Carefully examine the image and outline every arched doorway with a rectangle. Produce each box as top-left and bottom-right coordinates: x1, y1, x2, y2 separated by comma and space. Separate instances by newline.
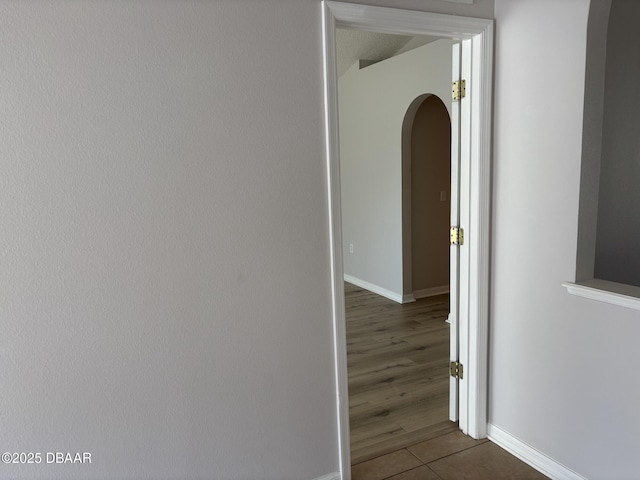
402, 94, 451, 299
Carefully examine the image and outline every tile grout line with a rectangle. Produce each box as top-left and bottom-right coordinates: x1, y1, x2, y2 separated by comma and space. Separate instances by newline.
424, 463, 446, 480
405, 447, 424, 465
393, 449, 425, 478
395, 435, 492, 470
354, 448, 429, 480
380, 461, 446, 480
372, 449, 426, 480
421, 441, 490, 467
389, 447, 450, 480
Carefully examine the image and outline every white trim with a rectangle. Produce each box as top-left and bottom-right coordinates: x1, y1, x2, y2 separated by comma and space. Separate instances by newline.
465, 17, 493, 440
488, 424, 587, 480
322, 4, 351, 477
456, 37, 471, 432
344, 274, 405, 304
323, 3, 493, 477
312, 473, 341, 480
563, 280, 640, 311
413, 285, 450, 299
326, 1, 489, 37
449, 40, 461, 423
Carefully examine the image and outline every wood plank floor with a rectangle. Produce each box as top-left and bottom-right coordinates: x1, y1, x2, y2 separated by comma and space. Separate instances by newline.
345, 282, 457, 465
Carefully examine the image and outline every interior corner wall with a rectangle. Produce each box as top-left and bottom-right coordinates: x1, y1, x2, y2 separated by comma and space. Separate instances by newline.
338, 39, 452, 300
492, 1, 640, 478
594, 0, 640, 287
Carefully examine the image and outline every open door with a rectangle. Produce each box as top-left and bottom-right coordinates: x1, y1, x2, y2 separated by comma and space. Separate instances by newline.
449, 39, 472, 432
321, 3, 493, 473
449, 41, 461, 424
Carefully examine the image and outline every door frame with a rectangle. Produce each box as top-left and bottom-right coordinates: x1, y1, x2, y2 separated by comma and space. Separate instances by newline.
321, 1, 493, 476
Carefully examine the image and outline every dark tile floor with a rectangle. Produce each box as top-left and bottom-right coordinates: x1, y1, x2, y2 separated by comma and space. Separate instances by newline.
351, 430, 549, 480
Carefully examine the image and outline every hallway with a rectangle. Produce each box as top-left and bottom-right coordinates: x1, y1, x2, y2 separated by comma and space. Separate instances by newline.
346, 282, 453, 464
346, 282, 548, 479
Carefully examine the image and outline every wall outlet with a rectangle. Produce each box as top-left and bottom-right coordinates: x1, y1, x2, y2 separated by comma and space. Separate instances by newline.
440, 191, 447, 202
349, 243, 354, 254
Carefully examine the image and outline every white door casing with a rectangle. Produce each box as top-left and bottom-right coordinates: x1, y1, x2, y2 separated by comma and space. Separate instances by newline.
455, 37, 474, 431
321, 2, 493, 478
449, 41, 461, 423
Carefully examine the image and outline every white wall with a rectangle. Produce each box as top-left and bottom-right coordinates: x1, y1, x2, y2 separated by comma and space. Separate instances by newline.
339, 40, 452, 300
492, 1, 640, 478
0, 2, 336, 479
594, 0, 640, 287
0, 1, 493, 479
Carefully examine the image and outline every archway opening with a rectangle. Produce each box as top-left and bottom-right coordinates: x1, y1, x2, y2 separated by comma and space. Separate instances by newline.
402, 94, 451, 299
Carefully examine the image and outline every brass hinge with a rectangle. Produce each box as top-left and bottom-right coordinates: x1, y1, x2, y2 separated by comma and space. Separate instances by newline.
450, 361, 464, 379
452, 80, 466, 100
450, 226, 464, 246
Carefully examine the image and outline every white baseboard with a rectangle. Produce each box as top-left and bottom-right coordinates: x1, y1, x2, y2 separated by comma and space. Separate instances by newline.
413, 285, 450, 299
487, 424, 587, 480
312, 473, 341, 480
402, 293, 416, 303
344, 274, 405, 304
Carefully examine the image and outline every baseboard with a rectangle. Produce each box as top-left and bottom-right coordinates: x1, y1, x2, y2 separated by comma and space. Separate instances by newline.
413, 285, 450, 299
487, 424, 587, 480
312, 472, 341, 480
402, 293, 416, 303
344, 274, 405, 303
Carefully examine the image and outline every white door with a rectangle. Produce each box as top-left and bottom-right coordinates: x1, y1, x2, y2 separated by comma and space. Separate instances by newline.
449, 39, 472, 432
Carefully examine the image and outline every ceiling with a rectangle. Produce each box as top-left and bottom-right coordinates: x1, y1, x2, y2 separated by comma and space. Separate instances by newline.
335, 29, 439, 77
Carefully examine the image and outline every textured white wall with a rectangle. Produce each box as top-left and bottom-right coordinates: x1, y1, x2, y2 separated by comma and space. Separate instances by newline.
0, 2, 336, 479
339, 40, 452, 299
492, 1, 640, 478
